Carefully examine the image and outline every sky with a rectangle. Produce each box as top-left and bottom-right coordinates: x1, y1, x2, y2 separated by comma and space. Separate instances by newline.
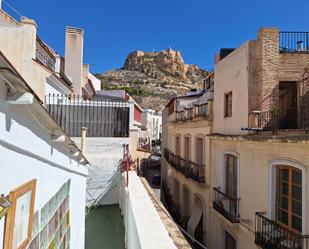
3, 0, 309, 73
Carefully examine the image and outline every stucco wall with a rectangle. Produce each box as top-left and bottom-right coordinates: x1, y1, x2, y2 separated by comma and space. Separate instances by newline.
0, 14, 52, 101
209, 136, 309, 249
0, 84, 87, 249
213, 42, 251, 135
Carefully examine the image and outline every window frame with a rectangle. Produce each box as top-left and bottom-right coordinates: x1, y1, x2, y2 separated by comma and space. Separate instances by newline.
224, 91, 233, 118
222, 152, 239, 198
268, 159, 307, 234
275, 166, 302, 233
4, 179, 36, 249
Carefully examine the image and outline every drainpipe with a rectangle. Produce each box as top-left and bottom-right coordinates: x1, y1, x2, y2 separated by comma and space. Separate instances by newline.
81, 127, 87, 154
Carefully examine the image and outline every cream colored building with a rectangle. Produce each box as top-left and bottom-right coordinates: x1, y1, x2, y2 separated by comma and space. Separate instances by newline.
209, 28, 309, 249
161, 73, 214, 248
162, 28, 309, 249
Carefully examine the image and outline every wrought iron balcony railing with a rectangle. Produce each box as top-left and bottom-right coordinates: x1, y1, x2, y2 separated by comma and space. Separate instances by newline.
163, 149, 205, 184
213, 187, 240, 223
280, 32, 309, 53
255, 212, 309, 249
246, 108, 309, 133
175, 103, 208, 122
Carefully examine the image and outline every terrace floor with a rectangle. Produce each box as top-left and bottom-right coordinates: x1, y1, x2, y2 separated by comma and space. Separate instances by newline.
85, 205, 125, 249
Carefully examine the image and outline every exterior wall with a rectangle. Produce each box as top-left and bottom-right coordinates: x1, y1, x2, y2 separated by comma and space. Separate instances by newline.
64, 27, 84, 95
134, 105, 142, 124
0, 14, 52, 101
162, 118, 212, 246
88, 73, 101, 91
256, 28, 280, 111
0, 84, 87, 249
209, 137, 309, 249
213, 42, 252, 135
119, 172, 177, 249
72, 137, 130, 206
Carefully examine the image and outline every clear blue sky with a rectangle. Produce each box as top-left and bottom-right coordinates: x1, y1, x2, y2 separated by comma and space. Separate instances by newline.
3, 0, 309, 73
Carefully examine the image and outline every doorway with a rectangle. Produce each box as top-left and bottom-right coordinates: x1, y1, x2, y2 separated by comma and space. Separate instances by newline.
279, 82, 297, 129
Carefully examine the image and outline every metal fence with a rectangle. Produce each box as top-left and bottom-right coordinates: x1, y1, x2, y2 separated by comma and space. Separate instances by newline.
45, 94, 129, 137
280, 32, 309, 53
212, 187, 239, 223
255, 212, 309, 249
248, 108, 309, 133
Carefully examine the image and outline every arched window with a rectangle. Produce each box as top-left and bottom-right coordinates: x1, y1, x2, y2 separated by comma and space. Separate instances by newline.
195, 137, 204, 164
175, 136, 181, 156
276, 166, 302, 232
225, 231, 237, 249
184, 136, 190, 160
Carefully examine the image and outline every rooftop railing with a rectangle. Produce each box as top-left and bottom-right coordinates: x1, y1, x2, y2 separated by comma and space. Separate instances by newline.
163, 148, 205, 184
280, 32, 309, 53
36, 37, 56, 71
45, 94, 130, 137
255, 212, 309, 249
212, 187, 240, 223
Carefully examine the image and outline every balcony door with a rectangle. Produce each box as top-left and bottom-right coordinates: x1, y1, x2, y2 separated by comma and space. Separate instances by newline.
196, 138, 204, 165
279, 82, 297, 129
225, 154, 238, 198
175, 136, 180, 156
225, 231, 237, 249
276, 166, 302, 233
184, 137, 190, 160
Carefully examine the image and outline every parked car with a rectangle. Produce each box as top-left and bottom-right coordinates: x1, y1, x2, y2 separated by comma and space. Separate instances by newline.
151, 174, 161, 185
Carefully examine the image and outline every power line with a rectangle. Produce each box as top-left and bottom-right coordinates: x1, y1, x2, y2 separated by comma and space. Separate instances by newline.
2, 0, 23, 17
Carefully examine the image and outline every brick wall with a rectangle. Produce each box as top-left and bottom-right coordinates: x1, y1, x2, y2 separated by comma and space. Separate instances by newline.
257, 28, 280, 111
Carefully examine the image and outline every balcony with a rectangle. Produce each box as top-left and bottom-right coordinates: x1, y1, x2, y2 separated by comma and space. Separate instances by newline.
212, 187, 239, 223
255, 212, 309, 249
163, 149, 205, 184
35, 37, 56, 71
247, 108, 309, 134
175, 103, 208, 122
280, 32, 309, 53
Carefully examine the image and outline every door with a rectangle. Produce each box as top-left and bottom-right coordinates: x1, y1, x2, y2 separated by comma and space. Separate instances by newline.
279, 82, 297, 129
225, 231, 237, 249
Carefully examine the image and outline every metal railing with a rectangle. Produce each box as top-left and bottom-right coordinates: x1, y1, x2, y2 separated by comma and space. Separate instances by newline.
213, 187, 239, 223
255, 212, 309, 249
247, 108, 309, 133
175, 103, 208, 122
36, 37, 56, 71
280, 32, 309, 53
164, 149, 205, 184
45, 94, 130, 137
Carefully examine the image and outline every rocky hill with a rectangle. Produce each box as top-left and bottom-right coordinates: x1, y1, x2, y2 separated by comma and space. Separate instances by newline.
95, 49, 208, 110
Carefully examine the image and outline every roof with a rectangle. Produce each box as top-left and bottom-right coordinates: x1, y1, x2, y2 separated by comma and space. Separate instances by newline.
0, 50, 89, 166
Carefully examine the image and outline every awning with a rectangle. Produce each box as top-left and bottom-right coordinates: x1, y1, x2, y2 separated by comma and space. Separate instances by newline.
187, 201, 203, 237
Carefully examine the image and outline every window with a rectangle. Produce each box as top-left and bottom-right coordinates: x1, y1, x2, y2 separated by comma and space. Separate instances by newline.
195, 138, 204, 165
225, 231, 237, 249
184, 136, 190, 160
276, 166, 302, 232
225, 154, 237, 197
224, 91, 232, 117
175, 180, 180, 204
175, 136, 180, 156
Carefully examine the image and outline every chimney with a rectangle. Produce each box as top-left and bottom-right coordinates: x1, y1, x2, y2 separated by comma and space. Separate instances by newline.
64, 26, 84, 95
0, 0, 2, 9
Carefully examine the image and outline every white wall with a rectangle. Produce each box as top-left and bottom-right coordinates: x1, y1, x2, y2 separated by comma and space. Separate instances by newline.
72, 137, 130, 207
0, 84, 87, 249
119, 171, 177, 249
